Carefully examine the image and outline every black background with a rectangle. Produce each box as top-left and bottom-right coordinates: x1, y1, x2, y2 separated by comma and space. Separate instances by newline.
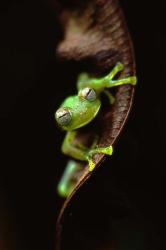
0, 0, 166, 250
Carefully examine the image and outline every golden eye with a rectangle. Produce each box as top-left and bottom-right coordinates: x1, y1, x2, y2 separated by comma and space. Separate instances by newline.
55, 108, 72, 126
79, 87, 96, 102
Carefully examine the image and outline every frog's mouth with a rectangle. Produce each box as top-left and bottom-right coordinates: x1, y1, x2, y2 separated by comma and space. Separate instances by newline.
70, 107, 100, 130
62, 101, 101, 131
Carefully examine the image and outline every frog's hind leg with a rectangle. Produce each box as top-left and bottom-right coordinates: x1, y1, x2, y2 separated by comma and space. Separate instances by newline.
105, 62, 124, 80
105, 62, 137, 88
103, 90, 115, 104
106, 76, 137, 88
77, 62, 137, 92
57, 160, 84, 198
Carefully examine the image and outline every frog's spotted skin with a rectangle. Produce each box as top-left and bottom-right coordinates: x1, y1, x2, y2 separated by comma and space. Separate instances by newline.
55, 62, 137, 197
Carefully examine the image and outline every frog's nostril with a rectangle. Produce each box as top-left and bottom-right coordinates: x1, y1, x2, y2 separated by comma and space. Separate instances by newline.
55, 107, 72, 126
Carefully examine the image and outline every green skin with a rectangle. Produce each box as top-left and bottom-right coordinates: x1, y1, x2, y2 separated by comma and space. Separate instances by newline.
55, 62, 137, 197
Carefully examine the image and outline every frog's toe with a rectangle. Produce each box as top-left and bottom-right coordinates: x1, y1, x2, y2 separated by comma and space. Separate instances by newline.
116, 62, 124, 71
105, 145, 113, 155
88, 158, 96, 172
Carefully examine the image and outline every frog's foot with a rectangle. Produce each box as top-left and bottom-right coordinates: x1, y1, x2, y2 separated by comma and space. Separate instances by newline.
87, 145, 113, 172
105, 62, 124, 81
105, 62, 137, 88
106, 76, 137, 88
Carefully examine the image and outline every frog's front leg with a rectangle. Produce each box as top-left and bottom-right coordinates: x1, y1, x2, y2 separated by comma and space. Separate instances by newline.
57, 159, 83, 197
61, 131, 88, 161
62, 131, 113, 172
87, 145, 113, 171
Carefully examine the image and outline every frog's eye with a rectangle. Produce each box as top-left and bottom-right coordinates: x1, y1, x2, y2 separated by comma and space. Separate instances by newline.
55, 107, 72, 126
79, 87, 96, 102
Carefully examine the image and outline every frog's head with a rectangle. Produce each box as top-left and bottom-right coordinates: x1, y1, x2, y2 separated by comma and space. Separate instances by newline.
55, 87, 101, 131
